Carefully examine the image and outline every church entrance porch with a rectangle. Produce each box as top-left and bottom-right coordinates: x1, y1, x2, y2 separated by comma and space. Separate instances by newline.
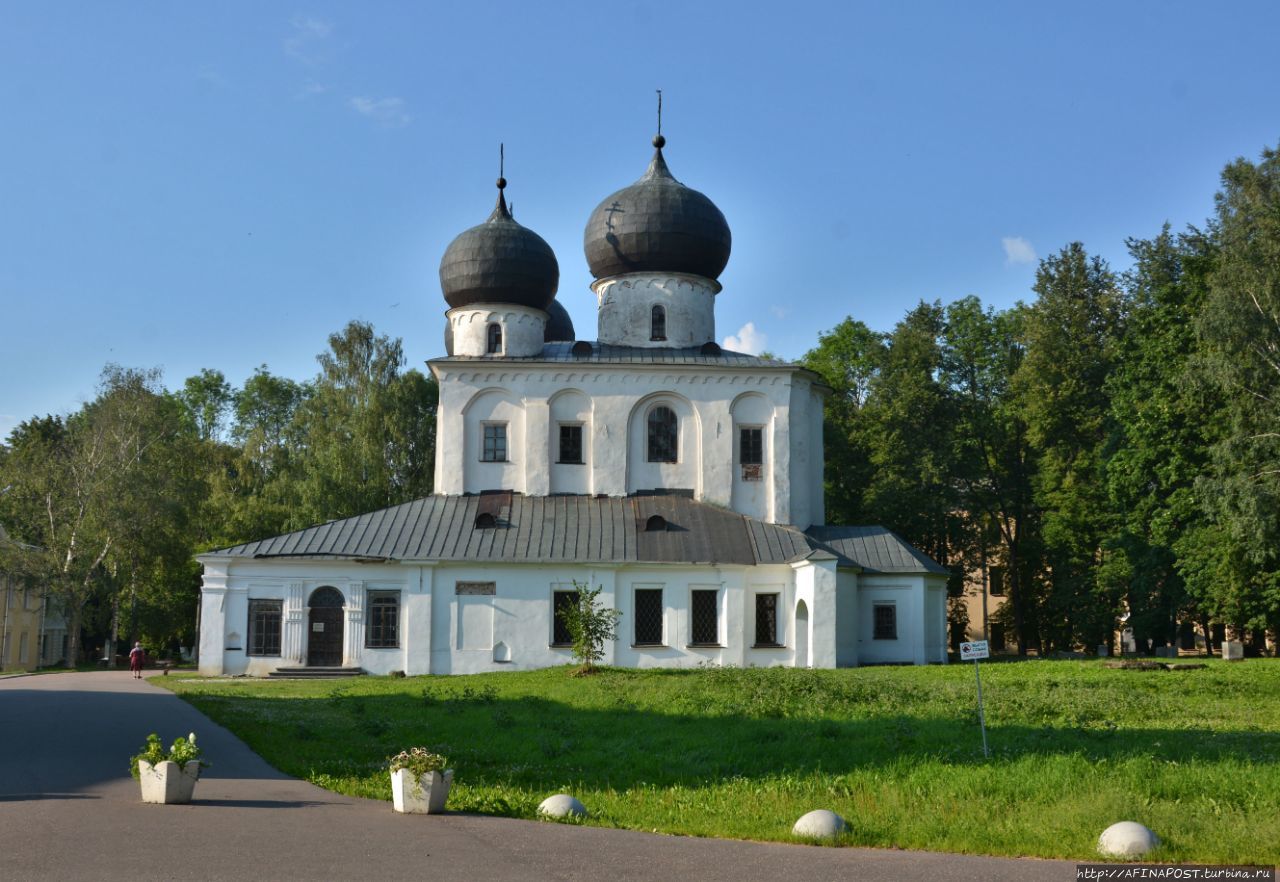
307, 587, 345, 667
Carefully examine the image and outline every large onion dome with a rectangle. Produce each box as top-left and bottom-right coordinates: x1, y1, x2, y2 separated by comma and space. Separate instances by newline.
583, 134, 731, 281
439, 180, 559, 311
543, 299, 576, 342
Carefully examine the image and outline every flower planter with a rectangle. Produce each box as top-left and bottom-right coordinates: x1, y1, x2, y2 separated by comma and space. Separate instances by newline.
138, 759, 201, 805
390, 768, 453, 814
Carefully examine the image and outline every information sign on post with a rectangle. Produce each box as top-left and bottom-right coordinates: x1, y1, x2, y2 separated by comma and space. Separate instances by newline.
960, 641, 991, 757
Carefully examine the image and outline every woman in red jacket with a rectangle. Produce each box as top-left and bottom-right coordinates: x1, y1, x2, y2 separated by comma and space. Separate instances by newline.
128, 642, 145, 679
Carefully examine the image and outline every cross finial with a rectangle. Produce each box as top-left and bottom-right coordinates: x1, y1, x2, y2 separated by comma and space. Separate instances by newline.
653, 90, 665, 149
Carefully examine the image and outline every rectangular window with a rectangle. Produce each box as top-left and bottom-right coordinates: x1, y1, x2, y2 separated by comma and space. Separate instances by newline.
690, 589, 719, 645
873, 603, 897, 640
754, 593, 780, 646
633, 588, 664, 646
552, 589, 576, 646
18, 632, 29, 664
365, 591, 400, 649
988, 566, 1005, 597
740, 427, 764, 481
248, 600, 283, 657
990, 624, 1005, 651
482, 424, 507, 462
558, 424, 583, 464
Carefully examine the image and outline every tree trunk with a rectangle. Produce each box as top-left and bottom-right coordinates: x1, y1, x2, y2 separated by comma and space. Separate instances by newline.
66, 603, 84, 669
107, 593, 120, 668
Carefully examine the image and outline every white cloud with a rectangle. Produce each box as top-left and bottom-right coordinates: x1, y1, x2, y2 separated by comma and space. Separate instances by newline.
769, 305, 791, 320
723, 322, 767, 355
297, 81, 329, 99
284, 16, 333, 64
349, 96, 412, 128
1002, 236, 1037, 266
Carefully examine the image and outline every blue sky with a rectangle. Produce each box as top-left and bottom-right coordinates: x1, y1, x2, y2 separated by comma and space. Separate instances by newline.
3, 1, 1278, 439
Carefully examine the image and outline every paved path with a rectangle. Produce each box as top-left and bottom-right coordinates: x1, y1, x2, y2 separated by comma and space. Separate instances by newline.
0, 671, 1078, 881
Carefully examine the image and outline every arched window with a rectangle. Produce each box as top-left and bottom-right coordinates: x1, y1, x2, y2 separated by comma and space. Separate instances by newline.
647, 406, 677, 463
650, 305, 666, 341
486, 323, 502, 354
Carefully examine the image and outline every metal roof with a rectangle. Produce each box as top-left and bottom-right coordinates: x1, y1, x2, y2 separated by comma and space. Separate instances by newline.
433, 341, 800, 370
200, 495, 945, 575
804, 525, 951, 575
583, 143, 732, 282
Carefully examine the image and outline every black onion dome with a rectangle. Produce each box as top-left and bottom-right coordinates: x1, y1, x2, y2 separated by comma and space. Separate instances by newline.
584, 140, 731, 281
440, 189, 559, 311
543, 299, 576, 342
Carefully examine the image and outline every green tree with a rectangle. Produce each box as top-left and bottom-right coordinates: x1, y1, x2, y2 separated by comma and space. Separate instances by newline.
292, 321, 437, 527
1193, 142, 1280, 639
1103, 228, 1217, 650
801, 317, 886, 525
941, 297, 1041, 654
1014, 243, 1127, 651
560, 582, 621, 674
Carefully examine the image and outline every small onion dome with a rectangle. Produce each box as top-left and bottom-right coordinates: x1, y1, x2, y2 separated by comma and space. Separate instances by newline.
544, 299, 576, 342
439, 183, 559, 311
583, 135, 731, 281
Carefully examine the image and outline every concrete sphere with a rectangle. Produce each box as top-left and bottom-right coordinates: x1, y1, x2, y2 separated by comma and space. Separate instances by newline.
1098, 821, 1159, 858
538, 794, 587, 819
792, 809, 846, 838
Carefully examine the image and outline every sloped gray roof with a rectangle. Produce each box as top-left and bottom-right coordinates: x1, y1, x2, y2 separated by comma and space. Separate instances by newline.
432, 341, 798, 370
200, 495, 945, 575
804, 525, 951, 575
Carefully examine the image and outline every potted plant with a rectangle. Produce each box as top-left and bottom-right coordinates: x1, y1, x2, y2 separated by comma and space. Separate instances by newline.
130, 732, 206, 804
388, 747, 452, 814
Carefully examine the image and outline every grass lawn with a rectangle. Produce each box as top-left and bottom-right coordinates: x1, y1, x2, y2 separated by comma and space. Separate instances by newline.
160, 660, 1280, 863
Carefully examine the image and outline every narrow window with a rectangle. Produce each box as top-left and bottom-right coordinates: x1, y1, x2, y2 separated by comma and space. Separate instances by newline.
482, 424, 507, 462
650, 304, 667, 341
558, 424, 583, 464
647, 406, 677, 463
633, 588, 664, 645
740, 426, 764, 481
755, 593, 780, 646
365, 591, 400, 649
990, 623, 1005, 651
988, 566, 1005, 597
690, 590, 719, 645
552, 590, 576, 646
873, 603, 897, 640
486, 323, 502, 354
248, 600, 283, 656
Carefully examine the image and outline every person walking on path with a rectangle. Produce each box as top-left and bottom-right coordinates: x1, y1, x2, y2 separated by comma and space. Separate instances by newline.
128, 642, 145, 679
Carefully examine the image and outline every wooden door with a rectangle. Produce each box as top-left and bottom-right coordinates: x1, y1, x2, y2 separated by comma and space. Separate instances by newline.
307, 607, 344, 666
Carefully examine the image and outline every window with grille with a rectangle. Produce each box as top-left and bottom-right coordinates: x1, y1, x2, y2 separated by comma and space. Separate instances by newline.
755, 593, 780, 646
366, 591, 400, 648
650, 305, 666, 341
690, 590, 719, 645
988, 566, 1005, 596
486, 323, 502, 354
633, 588, 663, 645
248, 600, 283, 656
552, 590, 576, 646
647, 406, 677, 463
482, 424, 507, 462
558, 424, 583, 464
873, 603, 897, 640
740, 426, 764, 480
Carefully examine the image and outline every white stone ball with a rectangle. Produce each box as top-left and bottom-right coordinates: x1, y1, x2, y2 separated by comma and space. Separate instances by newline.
537, 794, 587, 819
1098, 821, 1159, 858
792, 809, 846, 838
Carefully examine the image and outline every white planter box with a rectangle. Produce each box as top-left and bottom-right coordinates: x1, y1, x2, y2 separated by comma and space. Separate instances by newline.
138, 760, 201, 804
390, 768, 453, 814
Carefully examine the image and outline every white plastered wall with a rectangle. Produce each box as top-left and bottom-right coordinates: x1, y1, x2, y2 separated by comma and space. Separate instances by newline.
447, 304, 547, 358
432, 360, 817, 526
594, 273, 719, 348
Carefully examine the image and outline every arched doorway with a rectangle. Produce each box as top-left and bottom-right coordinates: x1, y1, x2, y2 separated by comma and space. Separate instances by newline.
794, 599, 810, 668
307, 587, 345, 667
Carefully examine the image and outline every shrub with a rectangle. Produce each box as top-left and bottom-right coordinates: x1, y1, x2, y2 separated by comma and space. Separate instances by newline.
560, 582, 621, 675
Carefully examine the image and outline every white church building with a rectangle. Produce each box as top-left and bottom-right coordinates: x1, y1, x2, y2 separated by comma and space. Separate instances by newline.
196, 131, 949, 677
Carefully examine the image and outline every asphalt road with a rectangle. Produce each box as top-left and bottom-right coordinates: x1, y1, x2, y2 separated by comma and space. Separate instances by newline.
0, 671, 1079, 881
